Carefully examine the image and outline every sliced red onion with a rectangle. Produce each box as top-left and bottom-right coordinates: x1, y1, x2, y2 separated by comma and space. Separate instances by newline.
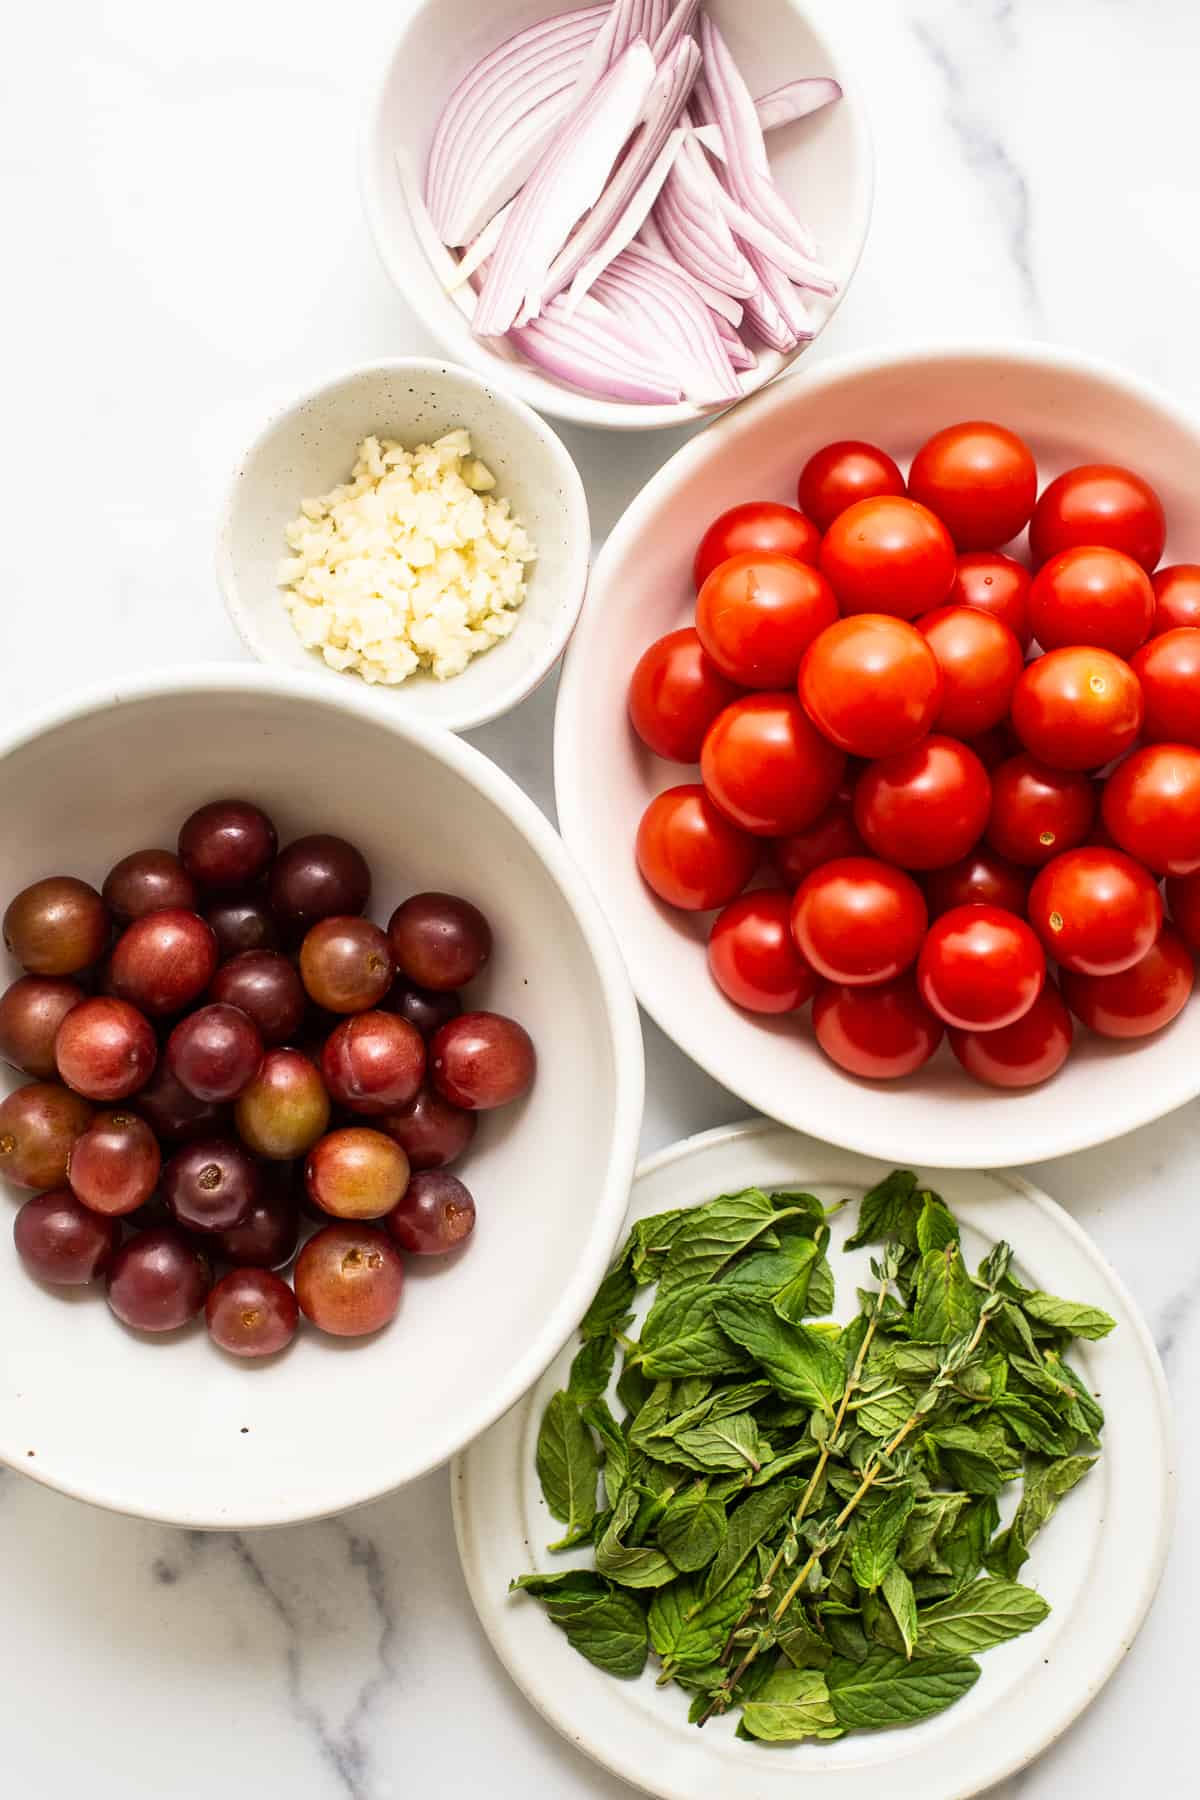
651, 0, 701, 59
712, 311, 756, 370
593, 242, 740, 402
654, 131, 757, 299
564, 0, 650, 103
710, 179, 837, 294
475, 40, 657, 338
450, 202, 511, 291
692, 75, 843, 155
741, 278, 797, 354
396, 146, 479, 322
428, 9, 604, 243
744, 242, 815, 343
546, 38, 699, 308
635, 217, 743, 325
512, 299, 685, 404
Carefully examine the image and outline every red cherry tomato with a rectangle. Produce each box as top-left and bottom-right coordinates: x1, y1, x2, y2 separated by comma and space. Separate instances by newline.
917, 605, 1024, 738
819, 497, 956, 620
907, 421, 1037, 551
798, 615, 942, 758
1027, 847, 1164, 975
1101, 743, 1200, 875
854, 737, 991, 871
965, 724, 1021, 771
1010, 646, 1143, 771
790, 857, 928, 986
986, 754, 1097, 866
1060, 927, 1194, 1039
925, 850, 1031, 919
1151, 564, 1200, 635
949, 552, 1033, 650
701, 694, 845, 837
796, 441, 906, 533
693, 501, 821, 590
917, 904, 1045, 1031
812, 974, 943, 1080
635, 784, 759, 911
772, 792, 864, 887
1029, 464, 1166, 572
695, 552, 838, 688
628, 628, 740, 763
1131, 628, 1200, 746
1167, 870, 1200, 952
708, 890, 818, 1013
949, 981, 1073, 1089
1027, 546, 1154, 657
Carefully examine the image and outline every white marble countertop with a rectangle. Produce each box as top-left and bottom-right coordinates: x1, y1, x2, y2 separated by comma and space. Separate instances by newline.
1, 1, 1196, 1794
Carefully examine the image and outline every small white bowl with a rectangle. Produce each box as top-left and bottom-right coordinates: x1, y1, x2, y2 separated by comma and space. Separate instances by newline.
359, 0, 874, 432
0, 666, 643, 1528
554, 341, 1200, 1168
217, 358, 591, 733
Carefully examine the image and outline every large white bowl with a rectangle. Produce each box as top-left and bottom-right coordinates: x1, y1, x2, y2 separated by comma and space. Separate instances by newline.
0, 667, 643, 1527
554, 342, 1200, 1167
359, 0, 873, 432
217, 359, 591, 733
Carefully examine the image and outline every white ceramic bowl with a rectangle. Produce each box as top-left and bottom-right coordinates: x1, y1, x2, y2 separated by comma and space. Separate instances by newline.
359, 0, 873, 432
217, 358, 591, 733
0, 667, 643, 1528
554, 342, 1200, 1167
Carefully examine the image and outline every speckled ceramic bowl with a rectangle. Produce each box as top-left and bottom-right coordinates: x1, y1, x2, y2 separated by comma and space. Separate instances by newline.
217, 358, 591, 732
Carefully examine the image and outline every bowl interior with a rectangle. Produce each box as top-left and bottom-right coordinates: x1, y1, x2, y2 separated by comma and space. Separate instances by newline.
555, 347, 1200, 1166
362, 0, 873, 430
219, 363, 589, 730
0, 679, 631, 1525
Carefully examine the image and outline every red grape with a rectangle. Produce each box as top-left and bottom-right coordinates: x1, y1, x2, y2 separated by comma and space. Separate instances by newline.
305, 1128, 409, 1220
205, 1268, 298, 1357
387, 893, 492, 992
178, 799, 277, 890
299, 917, 394, 1013
109, 909, 218, 1016
162, 1138, 261, 1233
4, 876, 110, 975
103, 849, 197, 920
0, 975, 86, 1078
381, 1084, 477, 1170
294, 1223, 404, 1337
320, 1012, 425, 1115
203, 894, 279, 959
209, 951, 305, 1045
67, 1110, 161, 1215
167, 1003, 264, 1102
106, 1227, 211, 1331
14, 1188, 119, 1284
211, 1176, 300, 1269
55, 996, 157, 1101
0, 1082, 94, 1189
133, 1062, 228, 1145
430, 1012, 536, 1111
233, 1048, 330, 1160
384, 979, 462, 1039
269, 835, 370, 934
387, 1170, 476, 1255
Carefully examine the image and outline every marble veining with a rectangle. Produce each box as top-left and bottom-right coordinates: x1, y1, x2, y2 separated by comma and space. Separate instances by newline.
1, 0, 1197, 1795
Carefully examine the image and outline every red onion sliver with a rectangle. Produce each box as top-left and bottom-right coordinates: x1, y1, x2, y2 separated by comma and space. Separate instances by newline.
711, 180, 837, 294
755, 76, 843, 131
595, 242, 740, 401
512, 302, 685, 404
633, 223, 744, 326
651, 0, 700, 60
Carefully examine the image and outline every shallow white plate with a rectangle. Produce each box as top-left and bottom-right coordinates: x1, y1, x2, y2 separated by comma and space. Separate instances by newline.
554, 342, 1200, 1165
453, 1119, 1175, 1800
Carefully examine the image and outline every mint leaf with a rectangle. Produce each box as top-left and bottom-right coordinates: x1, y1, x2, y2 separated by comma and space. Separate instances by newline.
882, 1562, 919, 1659
658, 1487, 727, 1573
742, 1669, 840, 1742
595, 1491, 678, 1590
649, 1561, 757, 1670
673, 1412, 765, 1473
713, 1295, 845, 1416
845, 1170, 922, 1250
910, 1244, 981, 1344
916, 1194, 959, 1254
827, 1646, 981, 1729
567, 1333, 616, 1403
581, 1398, 628, 1509
629, 1207, 692, 1284
1021, 1291, 1116, 1341
536, 1391, 598, 1548
510, 1569, 605, 1603
850, 1486, 916, 1591
915, 1576, 1050, 1655
925, 1424, 1016, 1496
700, 1483, 800, 1612
546, 1586, 648, 1679
987, 1454, 1096, 1578
899, 1492, 970, 1574
639, 1284, 753, 1380
656, 1189, 781, 1295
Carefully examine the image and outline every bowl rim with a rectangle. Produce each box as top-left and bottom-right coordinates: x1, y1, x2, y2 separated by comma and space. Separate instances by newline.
0, 662, 645, 1529
357, 0, 876, 433
553, 336, 1200, 1165
214, 355, 592, 734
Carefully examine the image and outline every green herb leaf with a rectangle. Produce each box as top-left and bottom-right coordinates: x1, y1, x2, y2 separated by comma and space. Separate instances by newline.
844, 1170, 922, 1251
639, 1285, 754, 1380
916, 1194, 959, 1255
656, 1189, 781, 1295
924, 1424, 1015, 1496
1021, 1291, 1117, 1341
536, 1391, 599, 1549
804, 1251, 837, 1318
713, 1295, 845, 1416
629, 1208, 692, 1284
649, 1561, 757, 1670
595, 1491, 679, 1589
851, 1486, 916, 1591
910, 1244, 981, 1345
915, 1577, 1050, 1655
898, 1492, 971, 1574
673, 1412, 765, 1473
581, 1398, 629, 1509
827, 1646, 981, 1729
579, 1262, 637, 1339
882, 1562, 919, 1659
658, 1487, 728, 1572
567, 1334, 616, 1403
986, 1454, 1096, 1579
510, 1569, 605, 1603
700, 1484, 802, 1614
741, 1669, 840, 1742
545, 1586, 649, 1679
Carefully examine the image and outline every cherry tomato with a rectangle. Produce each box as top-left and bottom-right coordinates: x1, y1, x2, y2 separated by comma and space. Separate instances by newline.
812, 974, 943, 1080
965, 724, 1021, 772
628, 627, 741, 763
635, 784, 759, 911
1027, 546, 1154, 657
1060, 927, 1193, 1039
708, 890, 818, 1013
695, 552, 838, 688
1027, 847, 1163, 975
796, 440, 906, 533
819, 497, 956, 620
854, 737, 991, 871
1029, 464, 1166, 572
986, 754, 1097, 866
917, 605, 1024, 738
1131, 628, 1200, 746
772, 792, 864, 887
693, 501, 820, 590
701, 694, 845, 838
907, 421, 1037, 550
1009, 646, 1143, 771
798, 615, 942, 758
925, 850, 1031, 919
1166, 870, 1200, 952
949, 981, 1073, 1089
1151, 564, 1200, 635
1101, 743, 1200, 875
917, 904, 1045, 1031
949, 552, 1033, 650
790, 857, 928, 986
